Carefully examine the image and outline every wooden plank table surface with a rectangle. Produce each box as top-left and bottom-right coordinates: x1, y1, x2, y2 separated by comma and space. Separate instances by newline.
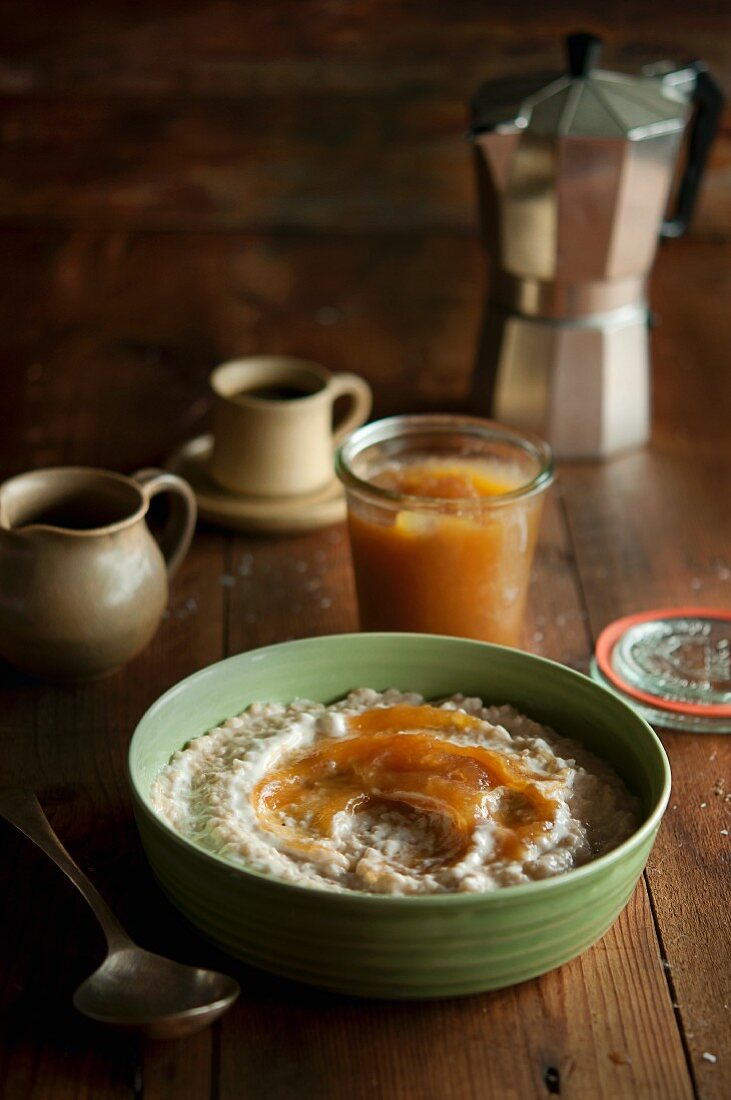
0, 5, 730, 1099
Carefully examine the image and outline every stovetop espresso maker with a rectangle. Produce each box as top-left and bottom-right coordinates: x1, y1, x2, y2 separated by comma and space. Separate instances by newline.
470, 33, 722, 457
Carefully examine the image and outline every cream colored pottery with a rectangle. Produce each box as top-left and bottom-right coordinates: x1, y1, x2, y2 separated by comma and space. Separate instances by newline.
209, 356, 372, 496
0, 467, 196, 681
167, 435, 346, 534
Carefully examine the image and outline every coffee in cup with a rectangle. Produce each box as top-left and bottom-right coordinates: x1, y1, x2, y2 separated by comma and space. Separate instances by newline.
209, 357, 372, 497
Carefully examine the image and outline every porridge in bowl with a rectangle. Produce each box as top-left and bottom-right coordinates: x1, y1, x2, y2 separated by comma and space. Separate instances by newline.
150, 689, 639, 895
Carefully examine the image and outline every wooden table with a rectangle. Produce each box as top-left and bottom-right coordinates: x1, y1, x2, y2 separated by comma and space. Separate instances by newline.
1, 5, 730, 1098
1, 231, 729, 1100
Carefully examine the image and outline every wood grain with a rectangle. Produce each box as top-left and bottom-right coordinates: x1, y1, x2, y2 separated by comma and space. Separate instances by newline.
1, 4, 730, 1091
214, 489, 692, 1100
0, 529, 229, 1097
219, 897, 692, 1100
0, 1, 728, 235
0, 226, 486, 480
1, 231, 727, 485
0, 220, 729, 1097
560, 244, 731, 1098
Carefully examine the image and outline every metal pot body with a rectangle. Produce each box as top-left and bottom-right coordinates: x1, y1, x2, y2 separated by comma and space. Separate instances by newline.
470, 39, 723, 457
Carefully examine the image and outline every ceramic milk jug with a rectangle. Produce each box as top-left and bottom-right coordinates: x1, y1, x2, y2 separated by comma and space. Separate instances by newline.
0, 467, 196, 681
470, 33, 723, 457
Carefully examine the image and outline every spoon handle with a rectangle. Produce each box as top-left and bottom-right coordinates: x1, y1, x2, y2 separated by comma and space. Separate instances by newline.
0, 787, 131, 952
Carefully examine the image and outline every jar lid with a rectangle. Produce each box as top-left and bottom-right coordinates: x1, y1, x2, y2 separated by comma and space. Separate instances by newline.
590, 607, 731, 733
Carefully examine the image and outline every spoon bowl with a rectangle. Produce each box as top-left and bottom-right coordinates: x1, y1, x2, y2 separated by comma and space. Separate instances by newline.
73, 947, 241, 1039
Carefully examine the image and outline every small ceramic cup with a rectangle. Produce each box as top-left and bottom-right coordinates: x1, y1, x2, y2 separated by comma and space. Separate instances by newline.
209, 357, 372, 497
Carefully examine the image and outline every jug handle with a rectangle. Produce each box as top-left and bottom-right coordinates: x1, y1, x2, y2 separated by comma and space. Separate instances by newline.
132, 469, 197, 580
660, 64, 724, 239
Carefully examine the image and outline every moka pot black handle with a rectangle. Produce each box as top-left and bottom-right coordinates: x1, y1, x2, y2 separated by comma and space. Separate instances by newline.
661, 65, 724, 239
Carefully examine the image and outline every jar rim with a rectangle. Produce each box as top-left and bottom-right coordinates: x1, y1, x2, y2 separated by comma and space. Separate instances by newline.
335, 414, 554, 509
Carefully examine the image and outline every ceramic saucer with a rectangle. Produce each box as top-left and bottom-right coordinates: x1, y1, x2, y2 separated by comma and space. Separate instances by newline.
165, 435, 346, 534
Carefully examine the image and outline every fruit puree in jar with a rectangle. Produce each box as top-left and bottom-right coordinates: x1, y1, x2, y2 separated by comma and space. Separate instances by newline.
346, 458, 545, 645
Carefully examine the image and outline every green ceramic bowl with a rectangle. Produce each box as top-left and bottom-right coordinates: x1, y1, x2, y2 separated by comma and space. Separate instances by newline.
128, 633, 670, 999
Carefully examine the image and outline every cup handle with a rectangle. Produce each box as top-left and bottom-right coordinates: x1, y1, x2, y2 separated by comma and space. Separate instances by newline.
132, 469, 197, 580
329, 373, 373, 446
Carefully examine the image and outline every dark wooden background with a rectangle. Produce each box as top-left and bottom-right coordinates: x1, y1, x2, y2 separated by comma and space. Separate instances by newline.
1, 1, 730, 234
1, 0, 729, 480
0, 4, 729, 1099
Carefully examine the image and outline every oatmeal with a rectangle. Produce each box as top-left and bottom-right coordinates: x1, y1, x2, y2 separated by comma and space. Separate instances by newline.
150, 690, 639, 895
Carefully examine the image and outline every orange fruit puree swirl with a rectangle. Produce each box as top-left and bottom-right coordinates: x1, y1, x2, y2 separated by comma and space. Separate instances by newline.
251, 705, 560, 866
374, 463, 517, 500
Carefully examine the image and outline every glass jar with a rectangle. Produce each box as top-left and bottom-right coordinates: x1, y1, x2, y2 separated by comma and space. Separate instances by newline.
336, 415, 554, 647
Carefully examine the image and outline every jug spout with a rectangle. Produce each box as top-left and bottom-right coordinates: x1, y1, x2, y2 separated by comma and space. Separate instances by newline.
0, 483, 15, 532
0, 466, 145, 535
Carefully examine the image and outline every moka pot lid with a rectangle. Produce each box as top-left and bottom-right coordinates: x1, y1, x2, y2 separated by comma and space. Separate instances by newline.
471, 32, 691, 141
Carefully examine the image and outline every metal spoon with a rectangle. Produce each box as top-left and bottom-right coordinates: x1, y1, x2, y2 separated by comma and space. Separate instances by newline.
0, 787, 240, 1039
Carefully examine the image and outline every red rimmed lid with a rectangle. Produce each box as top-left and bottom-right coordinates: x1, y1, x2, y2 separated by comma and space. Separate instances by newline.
593, 608, 731, 728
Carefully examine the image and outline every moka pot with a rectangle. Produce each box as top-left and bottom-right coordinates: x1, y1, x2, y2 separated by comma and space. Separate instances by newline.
470, 33, 723, 457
